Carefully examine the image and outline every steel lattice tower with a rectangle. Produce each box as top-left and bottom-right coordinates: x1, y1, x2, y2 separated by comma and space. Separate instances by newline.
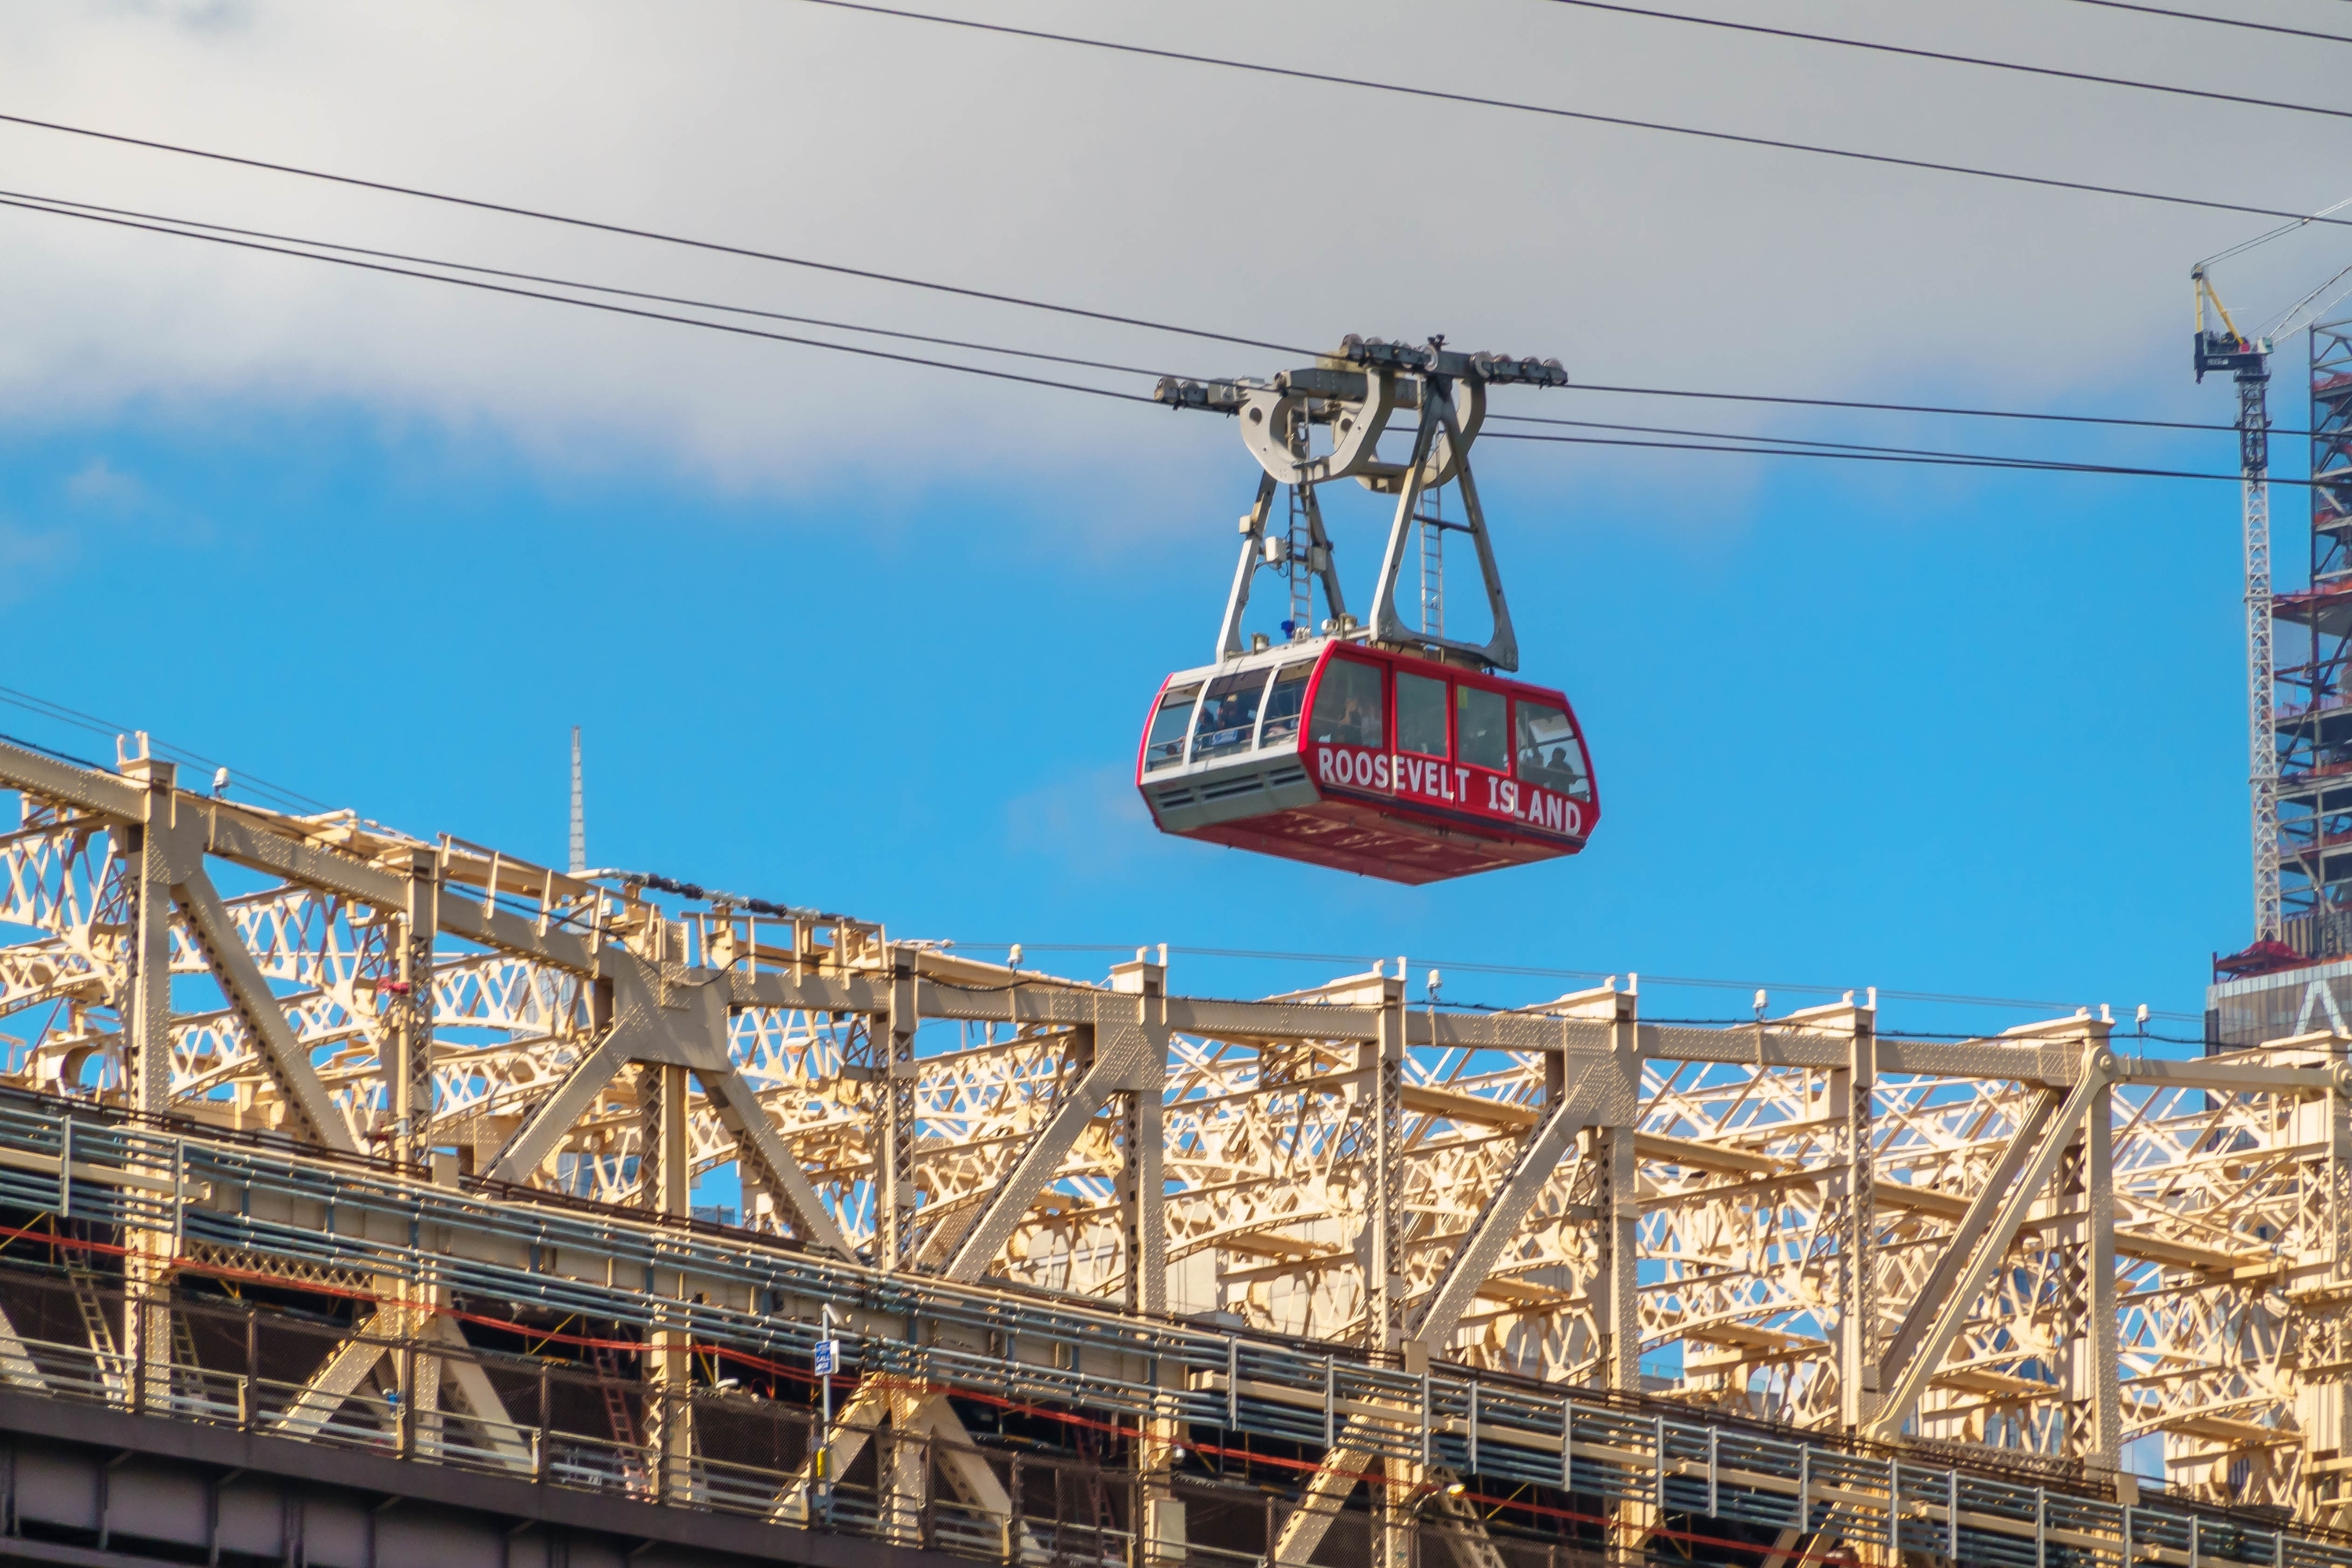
2274, 322, 2352, 954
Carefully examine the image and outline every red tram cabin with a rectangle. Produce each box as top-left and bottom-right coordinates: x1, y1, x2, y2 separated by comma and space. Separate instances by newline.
1134, 640, 1598, 884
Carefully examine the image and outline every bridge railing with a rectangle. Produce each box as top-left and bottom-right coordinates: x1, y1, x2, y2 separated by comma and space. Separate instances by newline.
0, 1089, 2335, 1568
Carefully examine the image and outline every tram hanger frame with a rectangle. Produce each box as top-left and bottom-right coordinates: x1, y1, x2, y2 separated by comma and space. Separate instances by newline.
1163, 336, 1566, 674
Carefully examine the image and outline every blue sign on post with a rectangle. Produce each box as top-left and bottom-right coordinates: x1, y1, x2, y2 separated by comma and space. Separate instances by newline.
813, 1339, 840, 1377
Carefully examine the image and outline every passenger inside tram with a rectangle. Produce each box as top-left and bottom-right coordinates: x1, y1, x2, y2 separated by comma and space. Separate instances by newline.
1194, 670, 1270, 762
1309, 659, 1386, 750
1456, 685, 1509, 773
1515, 701, 1590, 799
1144, 684, 1200, 771
1258, 664, 1313, 747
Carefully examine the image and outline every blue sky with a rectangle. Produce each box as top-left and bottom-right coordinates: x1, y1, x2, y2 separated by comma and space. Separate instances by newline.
0, 0, 2333, 1046
0, 379, 2249, 1042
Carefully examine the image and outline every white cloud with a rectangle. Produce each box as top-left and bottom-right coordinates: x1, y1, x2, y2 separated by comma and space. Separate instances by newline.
63, 456, 142, 508
0, 0, 2336, 501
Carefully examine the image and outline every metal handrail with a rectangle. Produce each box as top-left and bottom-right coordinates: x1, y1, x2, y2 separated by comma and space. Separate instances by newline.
0, 1093, 2328, 1566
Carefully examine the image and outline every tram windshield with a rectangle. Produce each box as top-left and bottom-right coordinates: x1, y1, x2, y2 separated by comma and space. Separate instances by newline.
1310, 658, 1385, 749
1515, 702, 1590, 799
1145, 684, 1200, 772
1192, 670, 1269, 763
1457, 685, 1508, 772
1396, 671, 1447, 757
1259, 662, 1314, 747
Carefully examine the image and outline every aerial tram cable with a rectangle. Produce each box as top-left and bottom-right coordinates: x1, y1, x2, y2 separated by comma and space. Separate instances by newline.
771, 0, 2352, 231
0, 187, 1183, 381
5, 59, 2352, 321
1538, 0, 2352, 122
0, 191, 1157, 404
0, 186, 2303, 488
1480, 425, 2329, 484
1500, 390, 2304, 437
2061, 1, 2352, 44
0, 109, 2346, 434
0, 110, 1313, 359
1491, 412, 2234, 464
35, 177, 2299, 438
62, 173, 2295, 434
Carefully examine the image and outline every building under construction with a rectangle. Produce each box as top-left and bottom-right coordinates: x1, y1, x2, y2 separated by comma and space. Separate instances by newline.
0, 739, 2346, 1568
2207, 306, 2352, 1047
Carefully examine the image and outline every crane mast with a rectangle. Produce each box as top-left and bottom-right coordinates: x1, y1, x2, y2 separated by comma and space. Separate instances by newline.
2196, 267, 2281, 945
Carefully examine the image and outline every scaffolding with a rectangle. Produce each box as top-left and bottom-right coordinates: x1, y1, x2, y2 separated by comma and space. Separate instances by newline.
2274, 319, 2352, 960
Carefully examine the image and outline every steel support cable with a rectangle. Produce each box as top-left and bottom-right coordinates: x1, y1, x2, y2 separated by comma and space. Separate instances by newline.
0, 111, 1311, 360
0, 187, 1179, 381
1484, 412, 2205, 468
1, 184, 2287, 481
1479, 426, 2292, 483
2063, 0, 2352, 45
0, 194, 2273, 483
775, 0, 2352, 234
1539, 0, 2352, 121
1497, 387, 2305, 437
39, 180, 2296, 440
0, 682, 325, 812
0, 122, 2325, 436
0, 193, 1158, 405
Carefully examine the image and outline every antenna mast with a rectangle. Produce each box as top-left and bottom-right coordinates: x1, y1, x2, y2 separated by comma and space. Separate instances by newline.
568, 725, 586, 877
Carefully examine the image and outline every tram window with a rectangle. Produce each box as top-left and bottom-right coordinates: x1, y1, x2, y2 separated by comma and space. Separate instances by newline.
1258, 662, 1314, 747
1514, 702, 1591, 800
1145, 684, 1200, 772
1192, 670, 1270, 763
1396, 672, 1448, 758
1457, 686, 1508, 772
1310, 659, 1385, 749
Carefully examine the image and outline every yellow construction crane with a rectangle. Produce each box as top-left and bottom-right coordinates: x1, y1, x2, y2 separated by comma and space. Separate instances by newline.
2191, 264, 2280, 958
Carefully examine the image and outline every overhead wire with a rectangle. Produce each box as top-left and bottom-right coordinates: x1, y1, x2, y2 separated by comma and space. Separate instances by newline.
1507, 384, 2313, 438
0, 187, 1180, 381
2062, 0, 2352, 45
1539, 0, 2352, 121
1481, 425, 2304, 484
1489, 410, 2256, 468
771, 0, 2352, 234
0, 111, 2335, 437
0, 186, 2291, 487
0, 191, 1158, 404
0, 684, 328, 812
0, 110, 1311, 360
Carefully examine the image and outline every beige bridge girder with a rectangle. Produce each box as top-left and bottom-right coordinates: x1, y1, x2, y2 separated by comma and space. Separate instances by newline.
2, 734, 2351, 1564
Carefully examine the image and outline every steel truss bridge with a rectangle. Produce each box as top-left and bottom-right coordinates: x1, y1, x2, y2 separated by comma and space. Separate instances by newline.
0, 738, 2346, 1568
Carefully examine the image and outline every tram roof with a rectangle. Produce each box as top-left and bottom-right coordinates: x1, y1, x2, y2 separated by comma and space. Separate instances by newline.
1156, 635, 1566, 697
